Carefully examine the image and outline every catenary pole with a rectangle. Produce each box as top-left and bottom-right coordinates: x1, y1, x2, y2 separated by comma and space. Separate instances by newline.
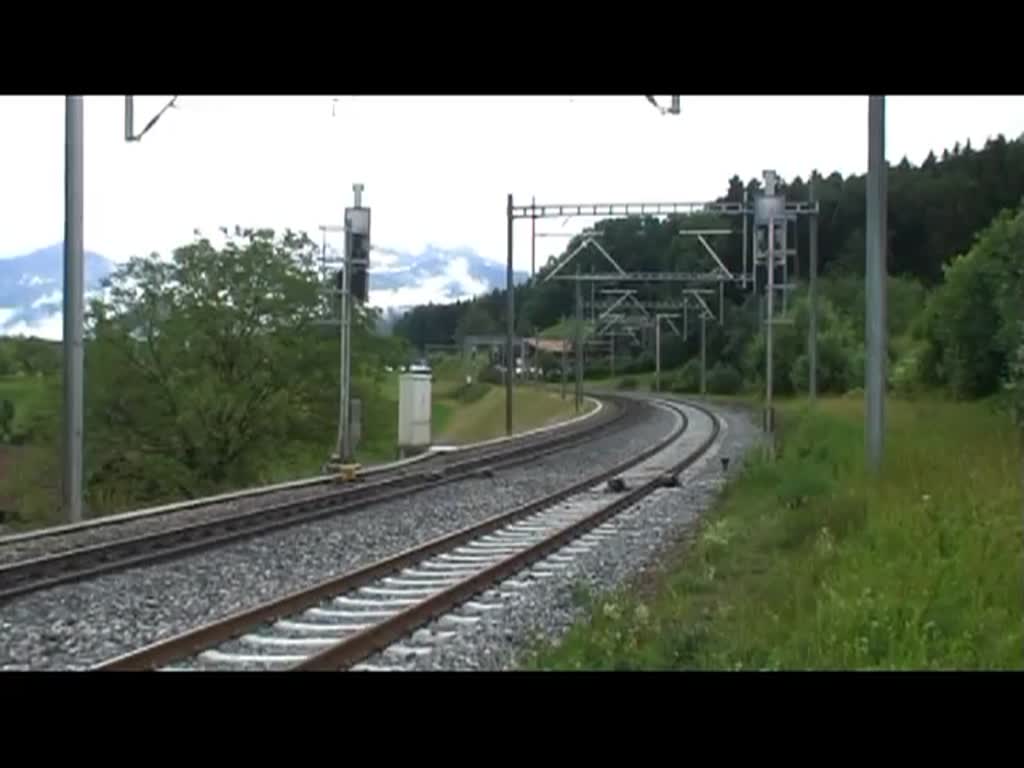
62, 96, 84, 523
506, 193, 514, 435
866, 96, 887, 471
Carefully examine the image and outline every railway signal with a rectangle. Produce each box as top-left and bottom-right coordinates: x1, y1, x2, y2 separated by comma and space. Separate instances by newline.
336, 185, 371, 465
346, 197, 371, 304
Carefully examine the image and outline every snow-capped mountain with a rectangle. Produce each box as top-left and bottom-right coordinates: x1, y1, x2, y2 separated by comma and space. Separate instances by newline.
0, 245, 114, 339
367, 244, 528, 311
0, 243, 526, 339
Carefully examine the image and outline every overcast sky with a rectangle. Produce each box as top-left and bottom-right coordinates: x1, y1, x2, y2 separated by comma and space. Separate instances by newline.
3, 95, 1024, 272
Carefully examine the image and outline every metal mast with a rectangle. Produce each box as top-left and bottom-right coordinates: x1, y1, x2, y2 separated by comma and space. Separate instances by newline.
866, 96, 888, 471
62, 96, 84, 524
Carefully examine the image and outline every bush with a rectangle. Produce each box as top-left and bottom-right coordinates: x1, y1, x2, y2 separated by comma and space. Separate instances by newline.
747, 293, 862, 397
890, 338, 927, 396
916, 206, 1024, 400
670, 359, 702, 393
789, 332, 862, 395
621, 355, 654, 375
822, 274, 926, 343
478, 365, 505, 386
919, 252, 1004, 398
617, 377, 638, 390
706, 364, 742, 395
453, 381, 490, 404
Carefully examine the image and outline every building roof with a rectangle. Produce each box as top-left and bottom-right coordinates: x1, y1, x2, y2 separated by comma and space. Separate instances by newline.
525, 337, 571, 353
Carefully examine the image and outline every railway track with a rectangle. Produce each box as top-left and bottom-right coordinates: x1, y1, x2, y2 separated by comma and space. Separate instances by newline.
94, 398, 718, 672
0, 393, 607, 551
0, 394, 636, 604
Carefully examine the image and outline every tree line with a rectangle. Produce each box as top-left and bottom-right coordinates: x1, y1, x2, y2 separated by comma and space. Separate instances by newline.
1, 229, 412, 526
392, 132, 1024, 419
3, 131, 1022, 526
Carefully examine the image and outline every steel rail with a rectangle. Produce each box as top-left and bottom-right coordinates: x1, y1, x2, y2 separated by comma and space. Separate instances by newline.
0, 395, 632, 604
0, 395, 605, 547
94, 398, 714, 672
294, 400, 718, 670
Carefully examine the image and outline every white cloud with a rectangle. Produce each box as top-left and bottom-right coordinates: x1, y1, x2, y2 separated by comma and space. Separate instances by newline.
444, 257, 489, 297
369, 249, 401, 270
31, 290, 62, 309
369, 283, 450, 309
1, 312, 63, 340
19, 274, 53, 286
369, 255, 494, 309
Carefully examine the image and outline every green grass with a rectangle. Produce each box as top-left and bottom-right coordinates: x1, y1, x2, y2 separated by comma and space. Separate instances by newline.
432, 401, 454, 438
0, 375, 53, 439
384, 358, 592, 446
0, 377, 39, 400
358, 370, 586, 460
584, 370, 760, 407
525, 396, 1023, 670
436, 384, 591, 445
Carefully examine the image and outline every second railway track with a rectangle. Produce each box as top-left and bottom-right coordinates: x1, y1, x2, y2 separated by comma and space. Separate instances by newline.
0, 394, 638, 604
94, 398, 719, 672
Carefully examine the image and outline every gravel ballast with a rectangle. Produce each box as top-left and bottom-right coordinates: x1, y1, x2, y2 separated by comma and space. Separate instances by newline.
0, 398, 614, 567
0, 398, 670, 670
361, 399, 761, 671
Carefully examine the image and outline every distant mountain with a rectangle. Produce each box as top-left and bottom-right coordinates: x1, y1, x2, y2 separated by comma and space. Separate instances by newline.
0, 245, 115, 339
0, 242, 524, 339
367, 245, 528, 313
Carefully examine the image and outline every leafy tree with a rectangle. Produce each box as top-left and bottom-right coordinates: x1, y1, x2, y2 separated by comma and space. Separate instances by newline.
706, 363, 742, 395
392, 301, 464, 352
747, 293, 862, 396
455, 301, 500, 344
918, 205, 1024, 399
383, 133, 1024, 410
6, 337, 60, 377
84, 228, 339, 502
670, 359, 702, 393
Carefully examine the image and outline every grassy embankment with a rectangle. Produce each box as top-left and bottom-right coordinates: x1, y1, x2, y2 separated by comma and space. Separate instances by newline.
526, 395, 1023, 670
0, 375, 54, 525
268, 362, 590, 480
0, 365, 590, 524
0, 375, 49, 438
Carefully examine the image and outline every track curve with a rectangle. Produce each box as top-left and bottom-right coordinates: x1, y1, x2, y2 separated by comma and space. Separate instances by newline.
94, 398, 719, 672
0, 395, 635, 604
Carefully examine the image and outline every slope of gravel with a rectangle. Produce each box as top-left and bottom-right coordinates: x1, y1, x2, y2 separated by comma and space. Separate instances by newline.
0, 400, 615, 566
391, 401, 761, 671
0, 398, 670, 670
